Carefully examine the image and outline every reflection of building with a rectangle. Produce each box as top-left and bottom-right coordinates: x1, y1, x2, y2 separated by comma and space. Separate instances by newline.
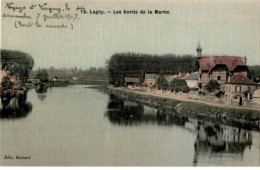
193, 122, 252, 165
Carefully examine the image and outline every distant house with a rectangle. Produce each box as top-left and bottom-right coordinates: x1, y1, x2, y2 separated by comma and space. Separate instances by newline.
224, 74, 257, 105
27, 78, 40, 84
124, 77, 139, 87
72, 77, 78, 81
144, 74, 159, 88
172, 72, 189, 80
183, 72, 200, 89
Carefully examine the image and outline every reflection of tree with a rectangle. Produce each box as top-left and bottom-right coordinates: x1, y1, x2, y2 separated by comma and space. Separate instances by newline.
193, 122, 252, 166
0, 93, 32, 119
105, 94, 188, 126
35, 84, 48, 101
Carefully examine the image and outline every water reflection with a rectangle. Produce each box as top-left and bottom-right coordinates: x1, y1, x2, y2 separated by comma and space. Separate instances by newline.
193, 121, 252, 166
35, 84, 48, 101
106, 94, 254, 166
0, 93, 32, 119
105, 94, 188, 126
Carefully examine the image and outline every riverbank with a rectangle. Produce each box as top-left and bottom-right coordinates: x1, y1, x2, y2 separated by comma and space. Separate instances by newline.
108, 86, 260, 131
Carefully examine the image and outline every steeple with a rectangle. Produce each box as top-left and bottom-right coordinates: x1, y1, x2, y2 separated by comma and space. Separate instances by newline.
196, 42, 202, 57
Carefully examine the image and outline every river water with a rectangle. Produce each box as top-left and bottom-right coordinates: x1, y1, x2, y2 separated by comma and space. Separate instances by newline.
0, 85, 259, 166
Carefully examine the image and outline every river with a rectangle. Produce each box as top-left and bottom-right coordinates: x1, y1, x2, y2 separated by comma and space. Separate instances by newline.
0, 85, 259, 166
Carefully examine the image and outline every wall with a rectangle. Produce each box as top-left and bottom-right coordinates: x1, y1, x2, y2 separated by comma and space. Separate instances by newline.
0, 70, 7, 86
144, 79, 156, 88
186, 80, 198, 88
201, 71, 209, 87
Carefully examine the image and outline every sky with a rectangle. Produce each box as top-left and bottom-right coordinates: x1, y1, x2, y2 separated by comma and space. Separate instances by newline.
1, 0, 260, 69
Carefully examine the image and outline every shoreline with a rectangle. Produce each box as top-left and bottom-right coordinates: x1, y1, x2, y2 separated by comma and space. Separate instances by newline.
116, 86, 260, 111
108, 86, 260, 131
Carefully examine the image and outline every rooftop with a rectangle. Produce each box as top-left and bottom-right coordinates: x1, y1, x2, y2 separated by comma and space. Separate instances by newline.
184, 72, 200, 80
145, 74, 159, 80
198, 56, 247, 71
227, 74, 256, 85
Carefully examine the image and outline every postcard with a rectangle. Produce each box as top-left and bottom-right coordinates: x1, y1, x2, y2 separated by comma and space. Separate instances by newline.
1, 0, 260, 166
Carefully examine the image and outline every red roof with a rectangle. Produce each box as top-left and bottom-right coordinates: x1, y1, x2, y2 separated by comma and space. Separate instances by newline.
227, 74, 256, 85
179, 73, 188, 79
125, 77, 139, 83
198, 56, 247, 71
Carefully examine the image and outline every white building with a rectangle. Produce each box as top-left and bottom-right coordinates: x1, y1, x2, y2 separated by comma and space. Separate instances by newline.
183, 72, 200, 89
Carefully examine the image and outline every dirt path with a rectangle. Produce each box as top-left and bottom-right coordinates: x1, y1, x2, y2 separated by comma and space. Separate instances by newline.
112, 86, 260, 112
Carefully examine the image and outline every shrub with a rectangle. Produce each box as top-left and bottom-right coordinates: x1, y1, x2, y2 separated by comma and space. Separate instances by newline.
156, 76, 169, 90
170, 79, 189, 92
35, 69, 49, 82
205, 80, 220, 93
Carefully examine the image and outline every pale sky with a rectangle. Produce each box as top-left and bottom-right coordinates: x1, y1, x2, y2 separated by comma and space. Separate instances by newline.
1, 0, 260, 69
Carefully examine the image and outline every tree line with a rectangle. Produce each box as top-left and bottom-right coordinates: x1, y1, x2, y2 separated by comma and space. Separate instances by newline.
107, 52, 197, 86
29, 66, 108, 81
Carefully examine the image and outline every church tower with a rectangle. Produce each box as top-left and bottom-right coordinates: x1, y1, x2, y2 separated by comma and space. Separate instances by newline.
195, 42, 202, 71
196, 42, 202, 58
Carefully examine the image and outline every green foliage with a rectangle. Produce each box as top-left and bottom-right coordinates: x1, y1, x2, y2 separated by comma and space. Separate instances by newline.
1, 49, 34, 84
169, 79, 189, 92
30, 66, 108, 81
205, 80, 220, 92
36, 69, 49, 82
1, 49, 34, 70
248, 65, 260, 83
107, 52, 197, 86
156, 76, 169, 90
1, 76, 12, 89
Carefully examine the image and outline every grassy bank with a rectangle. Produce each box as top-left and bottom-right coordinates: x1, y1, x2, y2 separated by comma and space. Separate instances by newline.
108, 86, 260, 131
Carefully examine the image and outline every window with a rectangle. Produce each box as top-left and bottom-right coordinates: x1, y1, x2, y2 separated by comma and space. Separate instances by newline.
236, 86, 241, 92
217, 76, 221, 81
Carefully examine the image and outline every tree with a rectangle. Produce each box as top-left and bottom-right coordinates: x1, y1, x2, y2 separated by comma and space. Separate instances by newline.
156, 76, 168, 90
36, 69, 49, 82
107, 52, 197, 86
205, 80, 220, 92
169, 79, 189, 93
1, 49, 34, 84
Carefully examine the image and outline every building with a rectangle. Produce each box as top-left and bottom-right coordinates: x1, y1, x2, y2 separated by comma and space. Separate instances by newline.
183, 72, 200, 89
10, 75, 18, 84
197, 43, 248, 90
0, 70, 7, 87
27, 78, 40, 84
144, 74, 159, 88
172, 72, 189, 80
252, 89, 260, 106
224, 74, 257, 105
124, 77, 139, 87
